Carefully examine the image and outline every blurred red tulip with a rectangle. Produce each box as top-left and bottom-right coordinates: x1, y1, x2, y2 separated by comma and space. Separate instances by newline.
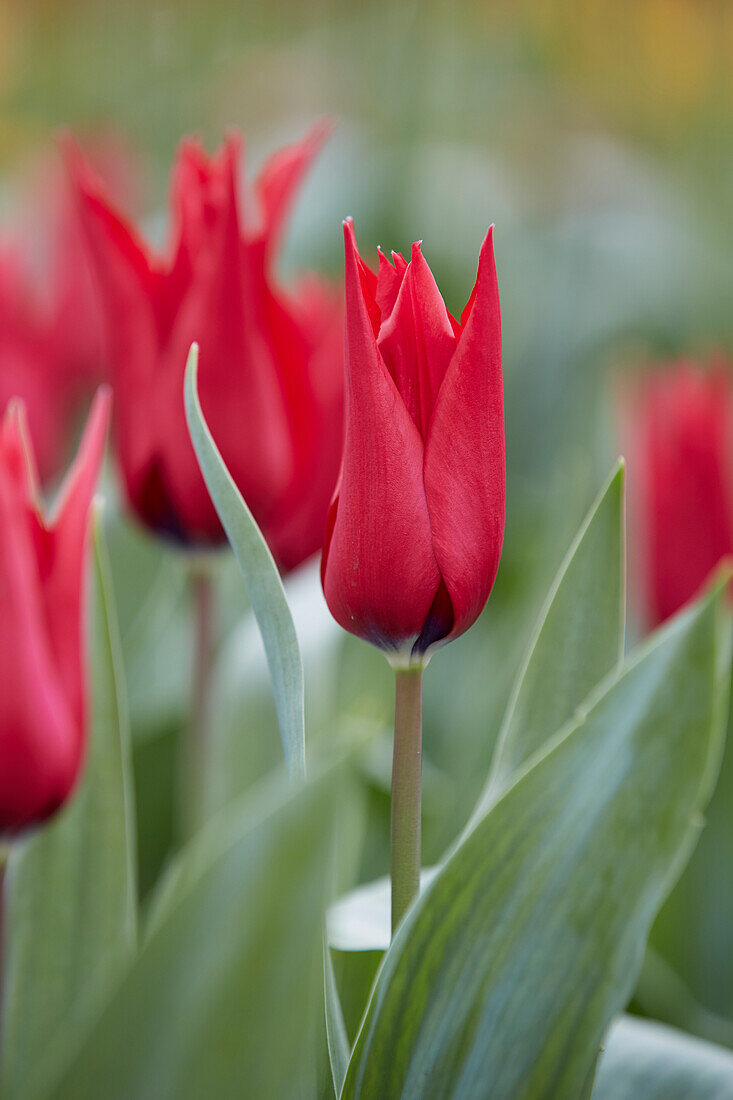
70, 122, 344, 570
321, 220, 505, 663
0, 388, 109, 833
43, 134, 142, 399
622, 361, 733, 627
0, 135, 136, 482
0, 245, 71, 483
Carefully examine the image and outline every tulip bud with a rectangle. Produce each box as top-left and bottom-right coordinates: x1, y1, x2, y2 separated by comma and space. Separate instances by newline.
0, 389, 109, 832
68, 123, 344, 571
321, 220, 505, 664
621, 361, 733, 626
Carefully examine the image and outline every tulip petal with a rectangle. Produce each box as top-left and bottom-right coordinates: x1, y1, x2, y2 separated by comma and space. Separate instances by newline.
42, 388, 110, 735
0, 400, 40, 505
375, 248, 407, 322
163, 146, 294, 539
265, 277, 344, 570
68, 145, 159, 490
377, 242, 456, 439
169, 135, 242, 310
0, 456, 76, 832
424, 227, 505, 641
254, 118, 332, 258
322, 222, 440, 652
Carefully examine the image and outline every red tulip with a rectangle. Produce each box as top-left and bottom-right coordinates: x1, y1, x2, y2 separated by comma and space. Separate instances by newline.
69, 123, 344, 570
321, 220, 505, 662
622, 361, 733, 627
0, 388, 110, 833
0, 138, 133, 482
0, 246, 71, 483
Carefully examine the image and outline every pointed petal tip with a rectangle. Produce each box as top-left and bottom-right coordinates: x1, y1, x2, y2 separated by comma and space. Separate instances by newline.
305, 114, 337, 151
86, 385, 112, 446
377, 245, 395, 272
61, 135, 98, 197
3, 396, 27, 430
481, 224, 496, 253
55, 128, 78, 164
221, 129, 243, 156
49, 386, 110, 530
342, 217, 358, 252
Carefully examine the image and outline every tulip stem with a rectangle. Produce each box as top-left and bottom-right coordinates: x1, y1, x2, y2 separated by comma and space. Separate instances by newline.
179, 568, 215, 841
391, 667, 423, 936
0, 849, 7, 1045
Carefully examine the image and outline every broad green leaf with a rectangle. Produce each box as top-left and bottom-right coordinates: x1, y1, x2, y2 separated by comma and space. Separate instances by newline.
471, 461, 625, 824
184, 343, 305, 779
1, 516, 137, 1100
27, 761, 346, 1100
342, 580, 730, 1100
646, 688, 733, 1026
592, 1016, 733, 1098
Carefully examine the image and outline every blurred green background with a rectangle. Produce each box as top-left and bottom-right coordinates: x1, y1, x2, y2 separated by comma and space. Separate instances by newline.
3, 0, 733, 1046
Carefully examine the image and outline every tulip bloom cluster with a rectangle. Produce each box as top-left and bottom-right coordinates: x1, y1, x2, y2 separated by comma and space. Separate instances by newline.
623, 362, 733, 627
0, 390, 109, 832
0, 121, 508, 940
71, 123, 343, 571
322, 220, 505, 663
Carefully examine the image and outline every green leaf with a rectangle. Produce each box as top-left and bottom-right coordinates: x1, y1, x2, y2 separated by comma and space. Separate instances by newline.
471, 462, 625, 824
184, 342, 305, 779
592, 1016, 733, 1098
1, 515, 137, 1100
27, 760, 346, 1100
342, 579, 730, 1100
324, 944, 350, 1096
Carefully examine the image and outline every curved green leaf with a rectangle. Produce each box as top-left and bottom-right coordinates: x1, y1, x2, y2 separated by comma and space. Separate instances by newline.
470, 462, 625, 826
324, 944, 350, 1096
342, 580, 730, 1100
1, 515, 137, 1100
593, 1016, 733, 1099
184, 343, 305, 779
27, 761, 346, 1100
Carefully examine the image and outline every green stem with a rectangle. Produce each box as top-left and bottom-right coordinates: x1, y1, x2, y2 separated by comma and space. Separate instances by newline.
0, 849, 8, 1051
179, 569, 215, 841
390, 667, 423, 936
